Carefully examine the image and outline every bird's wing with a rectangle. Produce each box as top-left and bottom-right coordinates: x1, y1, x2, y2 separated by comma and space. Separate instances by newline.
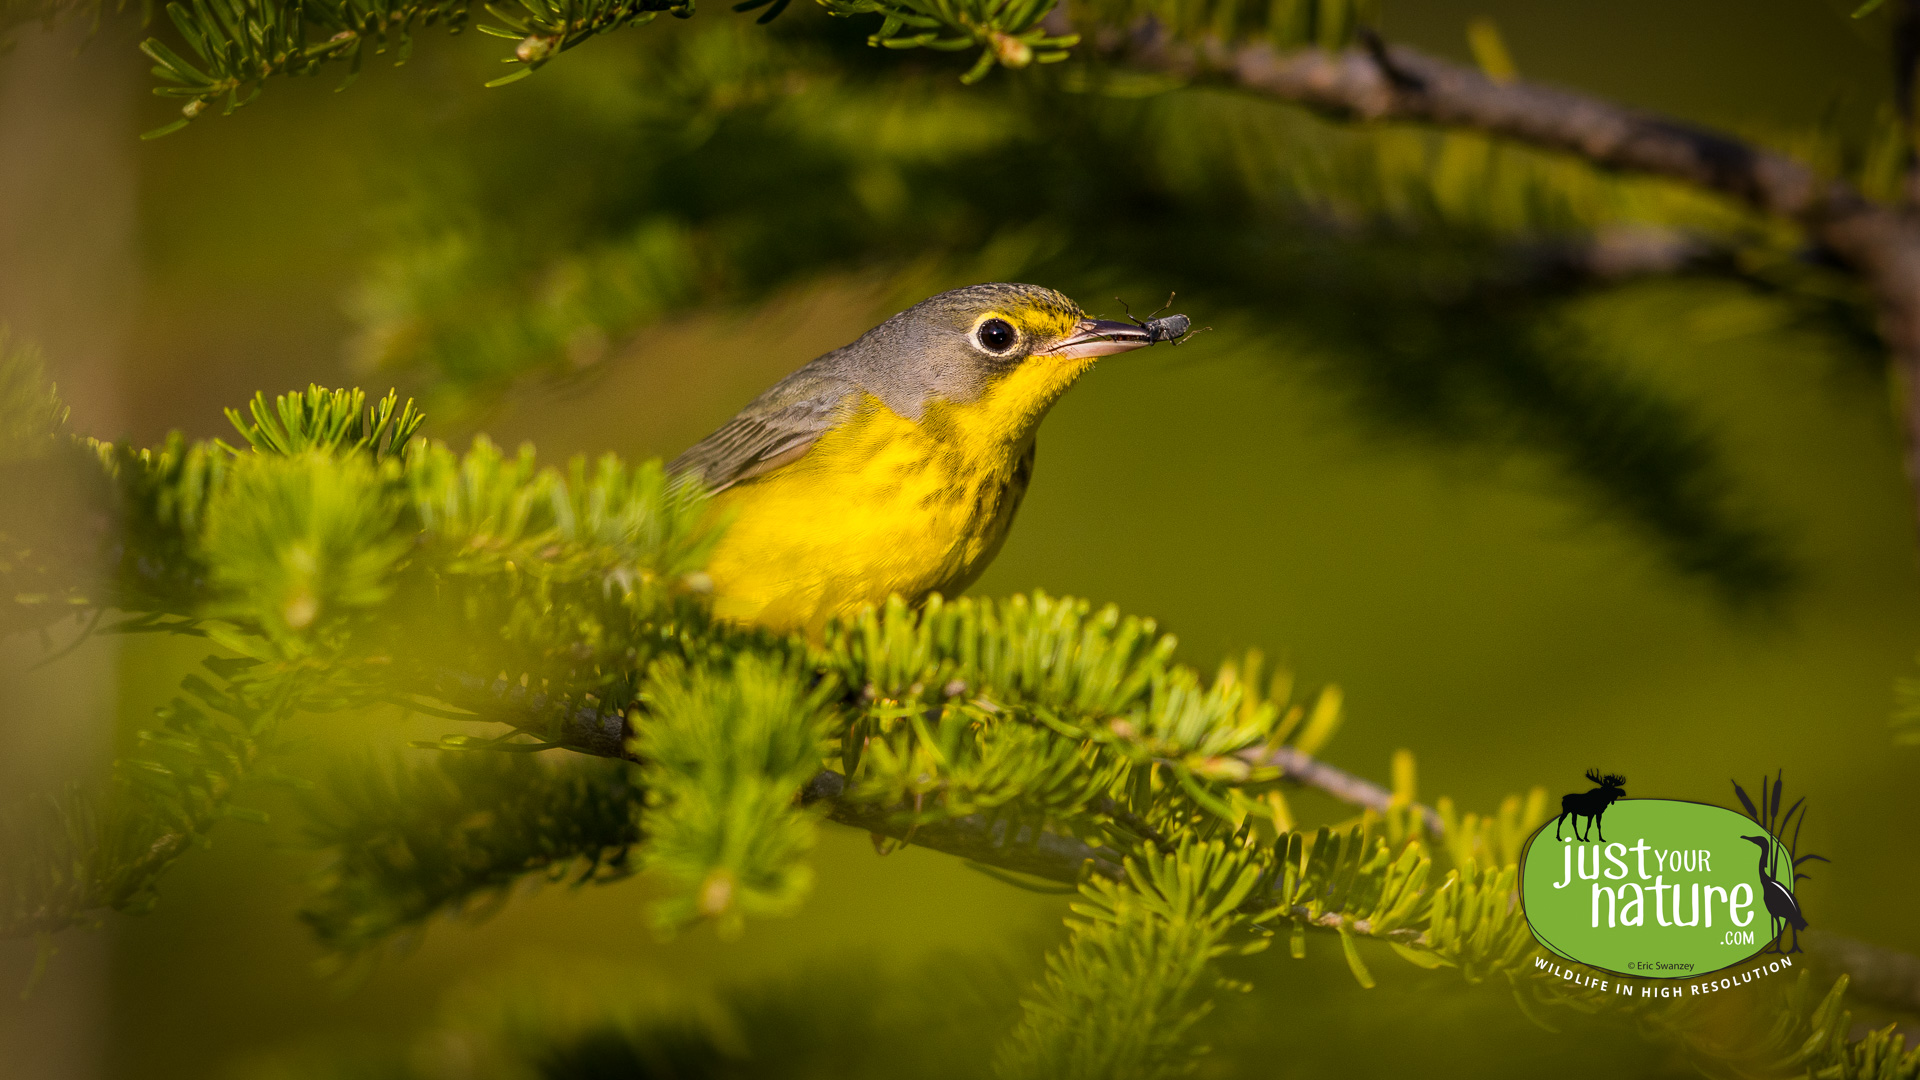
668, 370, 855, 493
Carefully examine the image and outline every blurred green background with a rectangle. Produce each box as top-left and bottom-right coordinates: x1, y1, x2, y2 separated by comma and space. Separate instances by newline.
2, 0, 1918, 1076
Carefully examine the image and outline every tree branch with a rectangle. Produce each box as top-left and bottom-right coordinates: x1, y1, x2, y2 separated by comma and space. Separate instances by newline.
442, 675, 1431, 940
454, 678, 1920, 981
1240, 744, 1444, 834
1097, 24, 1920, 540
428, 670, 635, 760
439, 670, 1448, 839
798, 770, 1130, 882
794, 770, 1425, 943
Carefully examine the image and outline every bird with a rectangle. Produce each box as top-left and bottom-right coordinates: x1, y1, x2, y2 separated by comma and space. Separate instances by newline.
1739, 834, 1808, 953
669, 283, 1174, 634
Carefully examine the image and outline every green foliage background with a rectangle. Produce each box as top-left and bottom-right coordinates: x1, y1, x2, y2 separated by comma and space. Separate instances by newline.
3, 0, 1920, 1077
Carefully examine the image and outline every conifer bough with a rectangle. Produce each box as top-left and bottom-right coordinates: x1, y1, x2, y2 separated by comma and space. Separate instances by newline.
2, 377, 1915, 1078
1094, 19, 1920, 543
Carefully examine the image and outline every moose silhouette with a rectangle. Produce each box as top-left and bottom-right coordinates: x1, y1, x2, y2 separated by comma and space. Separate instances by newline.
1553, 769, 1627, 842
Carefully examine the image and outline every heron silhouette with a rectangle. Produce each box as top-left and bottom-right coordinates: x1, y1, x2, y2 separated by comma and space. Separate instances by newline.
1740, 834, 1808, 954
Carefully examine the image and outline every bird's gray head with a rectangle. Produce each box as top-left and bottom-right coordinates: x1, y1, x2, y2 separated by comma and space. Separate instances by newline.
825, 283, 1162, 419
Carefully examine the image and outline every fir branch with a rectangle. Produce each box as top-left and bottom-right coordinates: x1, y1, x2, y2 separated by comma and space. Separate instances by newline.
802, 770, 1128, 881
468, 683, 1428, 877
818, 0, 1078, 86
464, 668, 1920, 1039
133, 0, 695, 135
446, 640, 1436, 854
0, 331, 69, 457
224, 386, 424, 461
634, 654, 836, 936
449, 657, 1920, 1037
4, 382, 1911, 1078
299, 750, 642, 960
137, 0, 475, 138
1096, 28, 1861, 224
996, 840, 1275, 1080
1094, 24, 1920, 538
0, 338, 107, 639
1, 659, 297, 936
429, 668, 639, 759
458, 671, 1443, 953
474, 0, 688, 87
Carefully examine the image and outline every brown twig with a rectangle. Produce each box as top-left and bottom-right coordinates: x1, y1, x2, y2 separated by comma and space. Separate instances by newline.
1243, 744, 1445, 834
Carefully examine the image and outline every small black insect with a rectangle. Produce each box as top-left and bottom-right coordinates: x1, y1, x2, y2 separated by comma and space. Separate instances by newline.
1144, 313, 1191, 344
1118, 294, 1205, 345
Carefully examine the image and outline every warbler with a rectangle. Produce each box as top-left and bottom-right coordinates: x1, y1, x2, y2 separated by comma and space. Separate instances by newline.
669, 283, 1178, 633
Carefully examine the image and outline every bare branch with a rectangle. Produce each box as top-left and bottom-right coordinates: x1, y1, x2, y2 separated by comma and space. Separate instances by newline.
1239, 745, 1443, 833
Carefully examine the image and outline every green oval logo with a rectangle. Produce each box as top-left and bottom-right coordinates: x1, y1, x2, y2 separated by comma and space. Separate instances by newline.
1518, 799, 1800, 979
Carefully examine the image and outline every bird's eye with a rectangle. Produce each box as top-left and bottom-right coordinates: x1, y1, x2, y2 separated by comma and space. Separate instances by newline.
976, 318, 1016, 353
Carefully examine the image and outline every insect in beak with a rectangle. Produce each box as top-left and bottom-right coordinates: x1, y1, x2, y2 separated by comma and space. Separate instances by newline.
1043, 318, 1158, 360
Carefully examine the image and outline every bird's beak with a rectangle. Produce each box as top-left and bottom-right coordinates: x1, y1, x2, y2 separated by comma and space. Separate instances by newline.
1041, 318, 1155, 360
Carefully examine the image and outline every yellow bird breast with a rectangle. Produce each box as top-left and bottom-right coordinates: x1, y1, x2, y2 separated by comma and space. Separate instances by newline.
703, 359, 1089, 634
